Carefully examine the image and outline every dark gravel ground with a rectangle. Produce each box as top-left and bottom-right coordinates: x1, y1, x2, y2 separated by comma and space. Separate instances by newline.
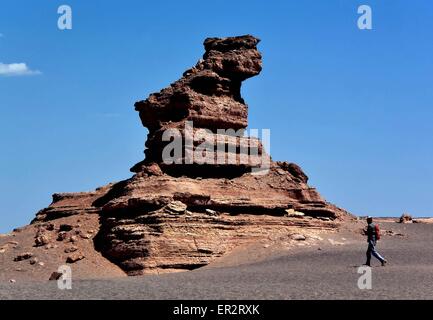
1, 221, 433, 300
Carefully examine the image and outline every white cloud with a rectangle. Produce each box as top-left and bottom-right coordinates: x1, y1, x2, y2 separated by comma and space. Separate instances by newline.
0, 62, 41, 76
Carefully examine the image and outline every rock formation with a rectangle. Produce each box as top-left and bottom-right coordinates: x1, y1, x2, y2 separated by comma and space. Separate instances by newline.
6, 35, 351, 278
132, 35, 267, 177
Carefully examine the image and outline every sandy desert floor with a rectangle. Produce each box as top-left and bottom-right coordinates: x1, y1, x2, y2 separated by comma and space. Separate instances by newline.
1, 219, 433, 300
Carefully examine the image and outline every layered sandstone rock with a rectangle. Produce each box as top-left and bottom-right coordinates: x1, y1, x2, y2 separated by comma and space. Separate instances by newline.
32, 184, 113, 223
133, 35, 268, 176
16, 35, 352, 277
92, 161, 348, 274
90, 35, 350, 274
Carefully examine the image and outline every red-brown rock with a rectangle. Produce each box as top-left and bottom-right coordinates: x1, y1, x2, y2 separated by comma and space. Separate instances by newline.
14, 35, 353, 276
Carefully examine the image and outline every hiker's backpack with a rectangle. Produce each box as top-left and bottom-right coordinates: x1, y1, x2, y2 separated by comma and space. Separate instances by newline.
375, 224, 381, 240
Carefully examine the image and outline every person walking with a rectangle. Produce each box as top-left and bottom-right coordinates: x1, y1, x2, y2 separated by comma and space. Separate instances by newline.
364, 216, 387, 266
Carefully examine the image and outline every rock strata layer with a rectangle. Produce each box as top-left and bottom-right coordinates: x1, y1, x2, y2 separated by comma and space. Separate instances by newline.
133, 35, 267, 177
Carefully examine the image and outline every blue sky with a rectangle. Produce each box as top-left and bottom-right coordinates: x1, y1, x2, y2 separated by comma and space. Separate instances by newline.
1, 0, 432, 233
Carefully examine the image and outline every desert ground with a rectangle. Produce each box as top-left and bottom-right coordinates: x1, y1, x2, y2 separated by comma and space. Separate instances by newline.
1, 218, 433, 300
